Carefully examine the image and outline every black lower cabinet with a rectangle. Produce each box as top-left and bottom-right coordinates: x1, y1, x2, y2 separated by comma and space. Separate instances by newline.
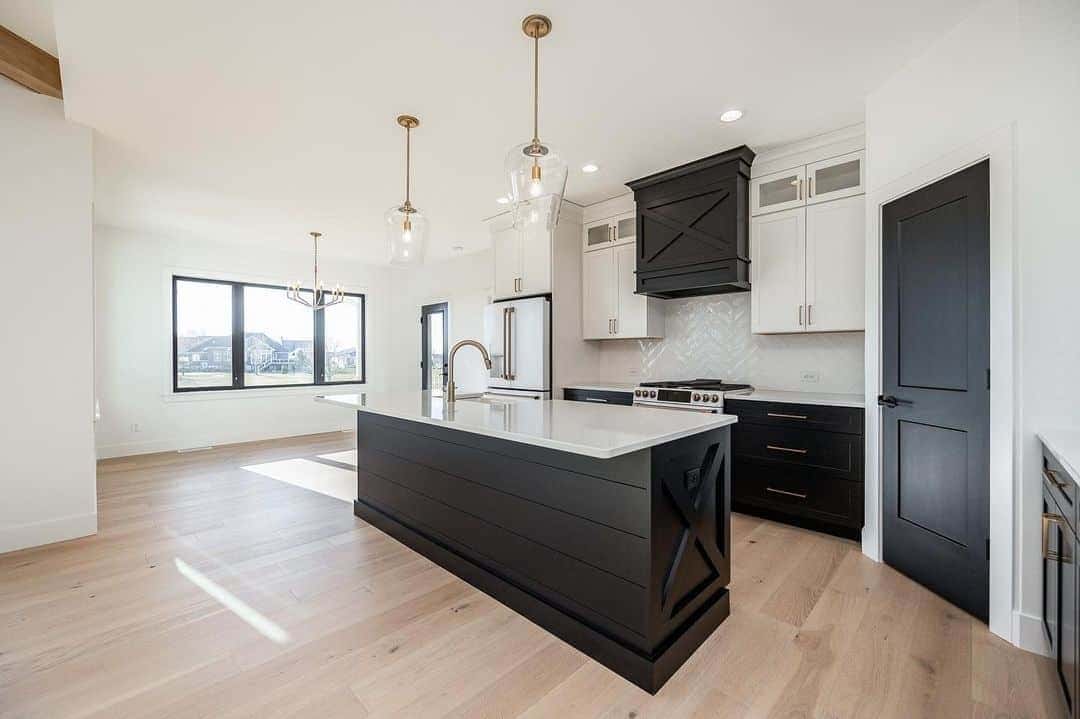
1042, 441, 1079, 718
563, 387, 634, 406
725, 399, 864, 540
350, 411, 732, 693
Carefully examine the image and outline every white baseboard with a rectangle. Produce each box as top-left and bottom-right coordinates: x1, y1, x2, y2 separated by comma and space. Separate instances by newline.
1014, 610, 1049, 656
95, 422, 353, 460
0, 512, 97, 555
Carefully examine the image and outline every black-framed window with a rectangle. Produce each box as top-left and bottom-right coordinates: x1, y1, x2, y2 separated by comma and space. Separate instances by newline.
172, 275, 366, 392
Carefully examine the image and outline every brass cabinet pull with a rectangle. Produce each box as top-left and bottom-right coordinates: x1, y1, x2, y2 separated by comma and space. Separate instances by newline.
1044, 512, 1067, 562
797, 177, 803, 201
767, 445, 808, 455
613, 318, 618, 335
798, 305, 804, 326
767, 487, 808, 500
1045, 467, 1070, 492
808, 304, 813, 325
809, 176, 815, 197
767, 412, 808, 420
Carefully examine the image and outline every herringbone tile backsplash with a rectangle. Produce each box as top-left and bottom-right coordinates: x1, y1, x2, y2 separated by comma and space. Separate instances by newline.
593, 294, 864, 394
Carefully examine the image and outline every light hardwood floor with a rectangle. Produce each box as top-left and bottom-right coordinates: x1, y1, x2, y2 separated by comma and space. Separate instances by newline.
0, 432, 1060, 718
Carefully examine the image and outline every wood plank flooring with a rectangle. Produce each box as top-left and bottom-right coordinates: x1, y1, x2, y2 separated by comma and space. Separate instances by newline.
0, 431, 1060, 718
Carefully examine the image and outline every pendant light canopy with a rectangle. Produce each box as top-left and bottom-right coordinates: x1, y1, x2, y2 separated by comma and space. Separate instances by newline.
505, 14, 567, 230
387, 114, 428, 266
287, 232, 344, 310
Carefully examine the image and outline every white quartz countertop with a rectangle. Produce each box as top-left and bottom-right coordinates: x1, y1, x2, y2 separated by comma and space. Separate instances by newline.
562, 382, 638, 393
726, 388, 865, 408
1039, 429, 1080, 483
316, 391, 737, 459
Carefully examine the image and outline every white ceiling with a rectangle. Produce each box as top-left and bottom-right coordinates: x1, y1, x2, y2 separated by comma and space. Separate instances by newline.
12, 1, 978, 263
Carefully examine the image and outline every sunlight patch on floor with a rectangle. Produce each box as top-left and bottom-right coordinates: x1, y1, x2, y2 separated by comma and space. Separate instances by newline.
241, 458, 355, 502
174, 558, 291, 644
317, 450, 358, 467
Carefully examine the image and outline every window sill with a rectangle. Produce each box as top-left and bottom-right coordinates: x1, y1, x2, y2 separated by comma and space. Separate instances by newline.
162, 383, 367, 403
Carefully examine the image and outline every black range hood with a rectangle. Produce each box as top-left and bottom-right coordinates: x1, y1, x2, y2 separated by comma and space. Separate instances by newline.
627, 145, 755, 299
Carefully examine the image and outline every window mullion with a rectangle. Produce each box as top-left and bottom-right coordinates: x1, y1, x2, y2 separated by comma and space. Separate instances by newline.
313, 305, 325, 385
232, 284, 245, 388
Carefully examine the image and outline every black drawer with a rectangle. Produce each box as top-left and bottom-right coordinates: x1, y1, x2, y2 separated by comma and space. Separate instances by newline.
1044, 448, 1077, 534
733, 423, 862, 480
733, 459, 863, 528
725, 399, 863, 435
563, 388, 634, 406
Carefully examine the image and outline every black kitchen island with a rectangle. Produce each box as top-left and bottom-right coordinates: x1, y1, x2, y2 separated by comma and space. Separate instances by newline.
316, 391, 737, 693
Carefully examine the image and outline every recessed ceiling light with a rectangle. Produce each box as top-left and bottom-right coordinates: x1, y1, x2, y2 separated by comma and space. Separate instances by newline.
581, 163, 599, 173
452, 245, 464, 253
496, 196, 510, 204
720, 109, 743, 123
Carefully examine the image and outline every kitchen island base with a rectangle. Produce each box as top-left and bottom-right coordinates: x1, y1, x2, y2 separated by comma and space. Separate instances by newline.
350, 411, 733, 693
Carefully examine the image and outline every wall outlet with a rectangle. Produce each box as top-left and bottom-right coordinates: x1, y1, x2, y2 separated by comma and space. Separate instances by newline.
627, 367, 640, 377
800, 370, 821, 384
130, 423, 141, 433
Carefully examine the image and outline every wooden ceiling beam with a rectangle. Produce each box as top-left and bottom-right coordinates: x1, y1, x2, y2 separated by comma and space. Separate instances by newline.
0, 25, 62, 99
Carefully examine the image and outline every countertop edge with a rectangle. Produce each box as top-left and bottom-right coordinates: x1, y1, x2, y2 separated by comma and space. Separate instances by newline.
726, 389, 866, 408
316, 395, 738, 459
1038, 430, 1080, 483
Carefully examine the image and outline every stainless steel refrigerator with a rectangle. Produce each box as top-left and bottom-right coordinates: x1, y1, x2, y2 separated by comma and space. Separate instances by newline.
482, 296, 551, 399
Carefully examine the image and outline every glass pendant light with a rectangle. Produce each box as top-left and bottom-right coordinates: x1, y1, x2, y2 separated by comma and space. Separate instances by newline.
387, 115, 428, 265
505, 14, 567, 231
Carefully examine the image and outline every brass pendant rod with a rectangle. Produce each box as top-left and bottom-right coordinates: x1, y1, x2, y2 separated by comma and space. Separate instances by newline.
404, 124, 411, 207
532, 34, 540, 145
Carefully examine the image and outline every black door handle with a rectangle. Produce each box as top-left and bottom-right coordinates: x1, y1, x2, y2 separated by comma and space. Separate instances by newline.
877, 394, 912, 408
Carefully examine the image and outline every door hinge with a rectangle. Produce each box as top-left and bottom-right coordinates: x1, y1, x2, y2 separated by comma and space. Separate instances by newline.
986, 537, 990, 560
986, 368, 990, 390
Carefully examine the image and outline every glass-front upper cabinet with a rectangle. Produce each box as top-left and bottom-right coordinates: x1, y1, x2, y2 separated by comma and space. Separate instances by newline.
806, 150, 864, 205
751, 167, 806, 216
583, 212, 636, 252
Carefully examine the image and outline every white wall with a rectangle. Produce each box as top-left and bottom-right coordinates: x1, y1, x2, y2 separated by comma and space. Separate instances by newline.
93, 226, 396, 458
864, 0, 1080, 647
0, 79, 96, 553
385, 250, 494, 395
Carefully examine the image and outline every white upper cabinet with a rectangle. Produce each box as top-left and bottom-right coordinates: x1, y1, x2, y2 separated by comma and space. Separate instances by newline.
580, 211, 663, 340
751, 208, 807, 333
805, 195, 865, 332
806, 150, 864, 205
582, 248, 616, 339
492, 223, 521, 300
491, 200, 555, 300
519, 220, 552, 296
750, 133, 866, 334
751, 166, 806, 216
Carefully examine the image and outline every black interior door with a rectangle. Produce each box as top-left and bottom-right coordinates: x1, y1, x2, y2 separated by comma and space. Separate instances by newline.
420, 302, 448, 393
881, 160, 990, 622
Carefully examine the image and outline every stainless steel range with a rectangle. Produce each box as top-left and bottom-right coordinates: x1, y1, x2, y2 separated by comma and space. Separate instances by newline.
633, 379, 753, 412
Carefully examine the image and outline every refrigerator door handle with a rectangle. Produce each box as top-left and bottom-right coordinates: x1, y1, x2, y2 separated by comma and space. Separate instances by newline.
502, 308, 509, 380
506, 306, 516, 380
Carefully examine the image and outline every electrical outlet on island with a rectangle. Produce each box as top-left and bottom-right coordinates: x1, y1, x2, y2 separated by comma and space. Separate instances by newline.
800, 370, 821, 384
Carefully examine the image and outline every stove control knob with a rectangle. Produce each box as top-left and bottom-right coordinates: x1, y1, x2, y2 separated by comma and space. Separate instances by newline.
693, 393, 701, 401
634, 390, 641, 397
711, 394, 720, 402
649, 390, 657, 398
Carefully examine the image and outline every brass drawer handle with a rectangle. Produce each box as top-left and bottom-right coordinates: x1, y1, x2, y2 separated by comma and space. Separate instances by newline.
767, 487, 808, 500
767, 445, 808, 455
1045, 467, 1071, 493
767, 412, 808, 420
1043, 512, 1068, 562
